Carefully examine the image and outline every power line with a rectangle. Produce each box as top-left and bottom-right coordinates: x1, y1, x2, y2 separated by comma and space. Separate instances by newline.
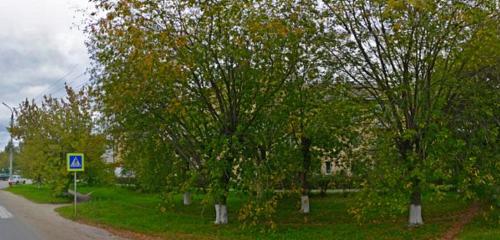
33, 65, 78, 100
70, 78, 92, 91
43, 65, 79, 93
35, 71, 87, 101
47, 72, 88, 95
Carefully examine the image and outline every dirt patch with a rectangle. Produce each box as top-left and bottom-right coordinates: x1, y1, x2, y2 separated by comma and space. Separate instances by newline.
441, 202, 481, 240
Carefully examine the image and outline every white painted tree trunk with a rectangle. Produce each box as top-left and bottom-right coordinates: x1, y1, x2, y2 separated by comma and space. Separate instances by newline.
183, 192, 191, 205
220, 205, 228, 224
215, 204, 221, 224
214, 204, 228, 224
300, 195, 310, 214
409, 204, 423, 226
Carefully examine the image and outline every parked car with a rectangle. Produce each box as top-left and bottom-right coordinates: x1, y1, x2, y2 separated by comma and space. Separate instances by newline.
0, 173, 9, 181
8, 175, 26, 185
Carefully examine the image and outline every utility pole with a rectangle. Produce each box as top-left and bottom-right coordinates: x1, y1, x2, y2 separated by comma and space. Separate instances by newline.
3, 102, 14, 179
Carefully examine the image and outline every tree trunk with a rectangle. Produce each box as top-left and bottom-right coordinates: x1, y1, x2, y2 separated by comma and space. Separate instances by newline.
215, 204, 220, 223
410, 136, 425, 226
183, 192, 192, 205
300, 195, 310, 214
409, 189, 423, 226
213, 128, 235, 225
214, 192, 228, 225
255, 145, 266, 200
214, 203, 228, 224
300, 136, 312, 214
397, 138, 424, 226
214, 159, 232, 225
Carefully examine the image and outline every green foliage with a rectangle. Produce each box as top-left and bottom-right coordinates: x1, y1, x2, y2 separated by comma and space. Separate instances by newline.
0, 144, 19, 170
86, 0, 335, 224
12, 86, 112, 195
322, 0, 499, 222
82, 0, 499, 228
349, 132, 408, 221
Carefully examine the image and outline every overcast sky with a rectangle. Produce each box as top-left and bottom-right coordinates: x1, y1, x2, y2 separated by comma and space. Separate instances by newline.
0, 0, 92, 149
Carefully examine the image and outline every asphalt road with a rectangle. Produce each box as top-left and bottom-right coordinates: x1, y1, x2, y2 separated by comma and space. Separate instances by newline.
0, 213, 39, 240
0, 181, 125, 240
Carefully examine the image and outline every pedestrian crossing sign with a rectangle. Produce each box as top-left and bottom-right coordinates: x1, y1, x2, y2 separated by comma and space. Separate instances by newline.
67, 153, 84, 172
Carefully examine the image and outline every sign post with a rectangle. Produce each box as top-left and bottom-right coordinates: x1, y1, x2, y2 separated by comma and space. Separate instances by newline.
67, 153, 84, 217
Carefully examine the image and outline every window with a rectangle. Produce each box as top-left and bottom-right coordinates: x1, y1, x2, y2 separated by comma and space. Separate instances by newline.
325, 161, 332, 174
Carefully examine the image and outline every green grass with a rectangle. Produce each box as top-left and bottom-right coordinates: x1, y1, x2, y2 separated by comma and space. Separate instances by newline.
4, 184, 71, 204
458, 207, 500, 240
8, 184, 494, 239
50, 186, 472, 240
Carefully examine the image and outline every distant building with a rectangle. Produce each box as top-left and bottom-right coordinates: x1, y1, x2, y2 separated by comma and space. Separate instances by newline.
101, 148, 115, 164
319, 150, 352, 176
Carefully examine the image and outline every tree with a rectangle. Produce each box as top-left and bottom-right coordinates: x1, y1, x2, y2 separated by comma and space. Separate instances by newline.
322, 0, 497, 225
0, 151, 6, 170
286, 80, 363, 214
13, 86, 110, 194
87, 0, 314, 224
440, 11, 499, 202
0, 144, 18, 170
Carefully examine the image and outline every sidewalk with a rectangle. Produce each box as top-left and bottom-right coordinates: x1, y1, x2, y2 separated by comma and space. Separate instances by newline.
0, 181, 126, 240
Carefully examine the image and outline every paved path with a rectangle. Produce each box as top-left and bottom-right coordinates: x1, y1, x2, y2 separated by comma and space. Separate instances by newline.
0, 181, 126, 240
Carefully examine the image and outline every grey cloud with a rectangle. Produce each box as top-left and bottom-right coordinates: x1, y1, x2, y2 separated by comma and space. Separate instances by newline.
0, 0, 91, 149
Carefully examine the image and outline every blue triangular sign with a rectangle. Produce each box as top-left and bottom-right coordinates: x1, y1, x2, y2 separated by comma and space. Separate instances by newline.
70, 157, 82, 168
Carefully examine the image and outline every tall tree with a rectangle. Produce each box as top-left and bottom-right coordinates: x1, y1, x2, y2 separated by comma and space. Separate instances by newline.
87, 0, 314, 224
13, 87, 109, 194
440, 12, 499, 201
286, 80, 362, 214
322, 0, 497, 225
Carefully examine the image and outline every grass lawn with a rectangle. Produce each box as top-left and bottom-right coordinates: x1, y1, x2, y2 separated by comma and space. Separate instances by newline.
458, 207, 500, 240
6, 184, 498, 239
4, 184, 71, 204
55, 186, 469, 240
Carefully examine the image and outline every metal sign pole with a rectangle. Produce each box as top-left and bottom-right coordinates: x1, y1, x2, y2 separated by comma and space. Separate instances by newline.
67, 153, 84, 218
74, 171, 77, 217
